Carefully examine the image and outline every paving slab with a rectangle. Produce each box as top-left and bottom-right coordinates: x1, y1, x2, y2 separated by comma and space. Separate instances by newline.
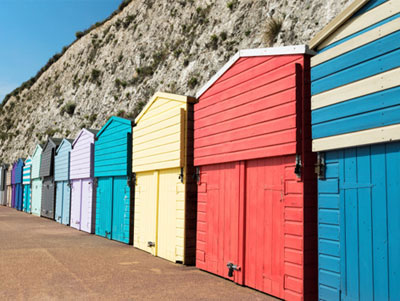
0, 206, 277, 300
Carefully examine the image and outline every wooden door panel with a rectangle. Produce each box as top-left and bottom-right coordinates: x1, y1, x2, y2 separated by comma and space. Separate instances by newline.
245, 156, 297, 299
196, 162, 241, 281
157, 168, 181, 262
134, 171, 157, 253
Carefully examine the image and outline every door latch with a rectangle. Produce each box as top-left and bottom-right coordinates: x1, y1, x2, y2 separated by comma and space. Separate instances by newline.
105, 231, 111, 239
315, 152, 326, 180
148, 241, 155, 247
227, 262, 241, 277
178, 168, 184, 183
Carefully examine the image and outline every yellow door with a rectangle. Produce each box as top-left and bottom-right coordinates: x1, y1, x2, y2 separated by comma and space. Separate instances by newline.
134, 171, 157, 255
157, 168, 185, 262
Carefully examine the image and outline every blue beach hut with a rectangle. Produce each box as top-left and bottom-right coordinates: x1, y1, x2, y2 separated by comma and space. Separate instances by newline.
14, 158, 24, 211
309, 0, 400, 300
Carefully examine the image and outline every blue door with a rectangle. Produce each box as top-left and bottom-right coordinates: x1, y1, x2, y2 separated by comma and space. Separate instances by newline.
55, 181, 71, 225
23, 184, 31, 213
318, 142, 400, 300
62, 181, 71, 225
112, 176, 131, 244
95, 177, 113, 239
55, 182, 63, 223
15, 184, 23, 211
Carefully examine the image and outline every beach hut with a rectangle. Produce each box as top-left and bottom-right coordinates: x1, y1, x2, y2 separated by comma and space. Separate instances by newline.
70, 129, 98, 233
11, 162, 16, 208
132, 92, 197, 264
54, 139, 73, 225
6, 166, 12, 207
40, 137, 62, 219
31, 144, 43, 216
94, 117, 133, 244
309, 1, 400, 300
13, 158, 24, 211
194, 46, 317, 300
22, 157, 32, 213
0, 164, 8, 206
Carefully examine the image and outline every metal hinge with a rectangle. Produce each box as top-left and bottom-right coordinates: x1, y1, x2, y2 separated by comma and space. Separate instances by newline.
194, 167, 200, 184
178, 168, 184, 183
315, 152, 326, 180
294, 154, 302, 178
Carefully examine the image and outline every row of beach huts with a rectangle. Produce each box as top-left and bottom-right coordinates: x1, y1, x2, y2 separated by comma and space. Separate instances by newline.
1, 1, 400, 300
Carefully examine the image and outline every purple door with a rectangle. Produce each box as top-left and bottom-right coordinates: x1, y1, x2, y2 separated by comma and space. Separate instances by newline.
80, 178, 95, 233
70, 179, 82, 230
11, 185, 15, 208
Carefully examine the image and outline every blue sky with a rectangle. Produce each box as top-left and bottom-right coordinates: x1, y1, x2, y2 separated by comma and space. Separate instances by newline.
0, 0, 121, 102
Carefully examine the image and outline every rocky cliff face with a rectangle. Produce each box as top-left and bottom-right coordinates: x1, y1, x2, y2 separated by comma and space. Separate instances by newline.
0, 0, 351, 161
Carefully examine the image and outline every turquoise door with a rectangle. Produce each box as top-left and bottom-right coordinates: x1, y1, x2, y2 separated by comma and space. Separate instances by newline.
112, 176, 131, 244
31, 179, 42, 216
95, 176, 131, 244
23, 184, 31, 213
62, 181, 71, 225
55, 181, 71, 225
318, 142, 400, 300
95, 177, 113, 239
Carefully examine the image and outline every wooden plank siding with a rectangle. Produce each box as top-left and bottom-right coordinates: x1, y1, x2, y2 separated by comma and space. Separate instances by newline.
317, 0, 398, 51
54, 139, 72, 182
312, 17, 400, 67
22, 157, 32, 185
70, 129, 97, 180
194, 55, 304, 166
132, 95, 186, 172
31, 145, 43, 180
40, 138, 62, 178
94, 117, 133, 178
310, 4, 400, 151
14, 159, 24, 184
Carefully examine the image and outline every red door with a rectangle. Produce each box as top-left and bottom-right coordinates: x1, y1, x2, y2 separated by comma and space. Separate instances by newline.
196, 162, 243, 283
245, 157, 287, 298
196, 155, 303, 299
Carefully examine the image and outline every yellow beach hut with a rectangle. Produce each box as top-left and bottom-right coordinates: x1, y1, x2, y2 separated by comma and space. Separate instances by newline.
132, 92, 197, 264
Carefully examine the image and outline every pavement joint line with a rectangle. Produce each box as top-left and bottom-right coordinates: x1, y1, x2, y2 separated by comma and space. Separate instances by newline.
42, 248, 96, 294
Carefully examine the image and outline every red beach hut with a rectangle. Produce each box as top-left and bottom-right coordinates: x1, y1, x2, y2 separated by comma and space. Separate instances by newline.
194, 46, 317, 300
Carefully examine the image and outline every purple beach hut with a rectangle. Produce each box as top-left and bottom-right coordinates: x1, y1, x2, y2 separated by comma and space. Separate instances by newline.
70, 128, 98, 233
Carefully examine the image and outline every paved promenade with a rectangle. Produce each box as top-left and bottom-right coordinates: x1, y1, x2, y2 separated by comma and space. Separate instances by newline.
0, 206, 275, 300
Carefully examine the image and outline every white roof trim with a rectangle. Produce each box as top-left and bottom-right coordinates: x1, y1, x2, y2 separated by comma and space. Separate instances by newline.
196, 45, 315, 98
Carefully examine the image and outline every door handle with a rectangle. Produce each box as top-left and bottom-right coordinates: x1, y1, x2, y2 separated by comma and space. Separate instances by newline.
226, 262, 241, 277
